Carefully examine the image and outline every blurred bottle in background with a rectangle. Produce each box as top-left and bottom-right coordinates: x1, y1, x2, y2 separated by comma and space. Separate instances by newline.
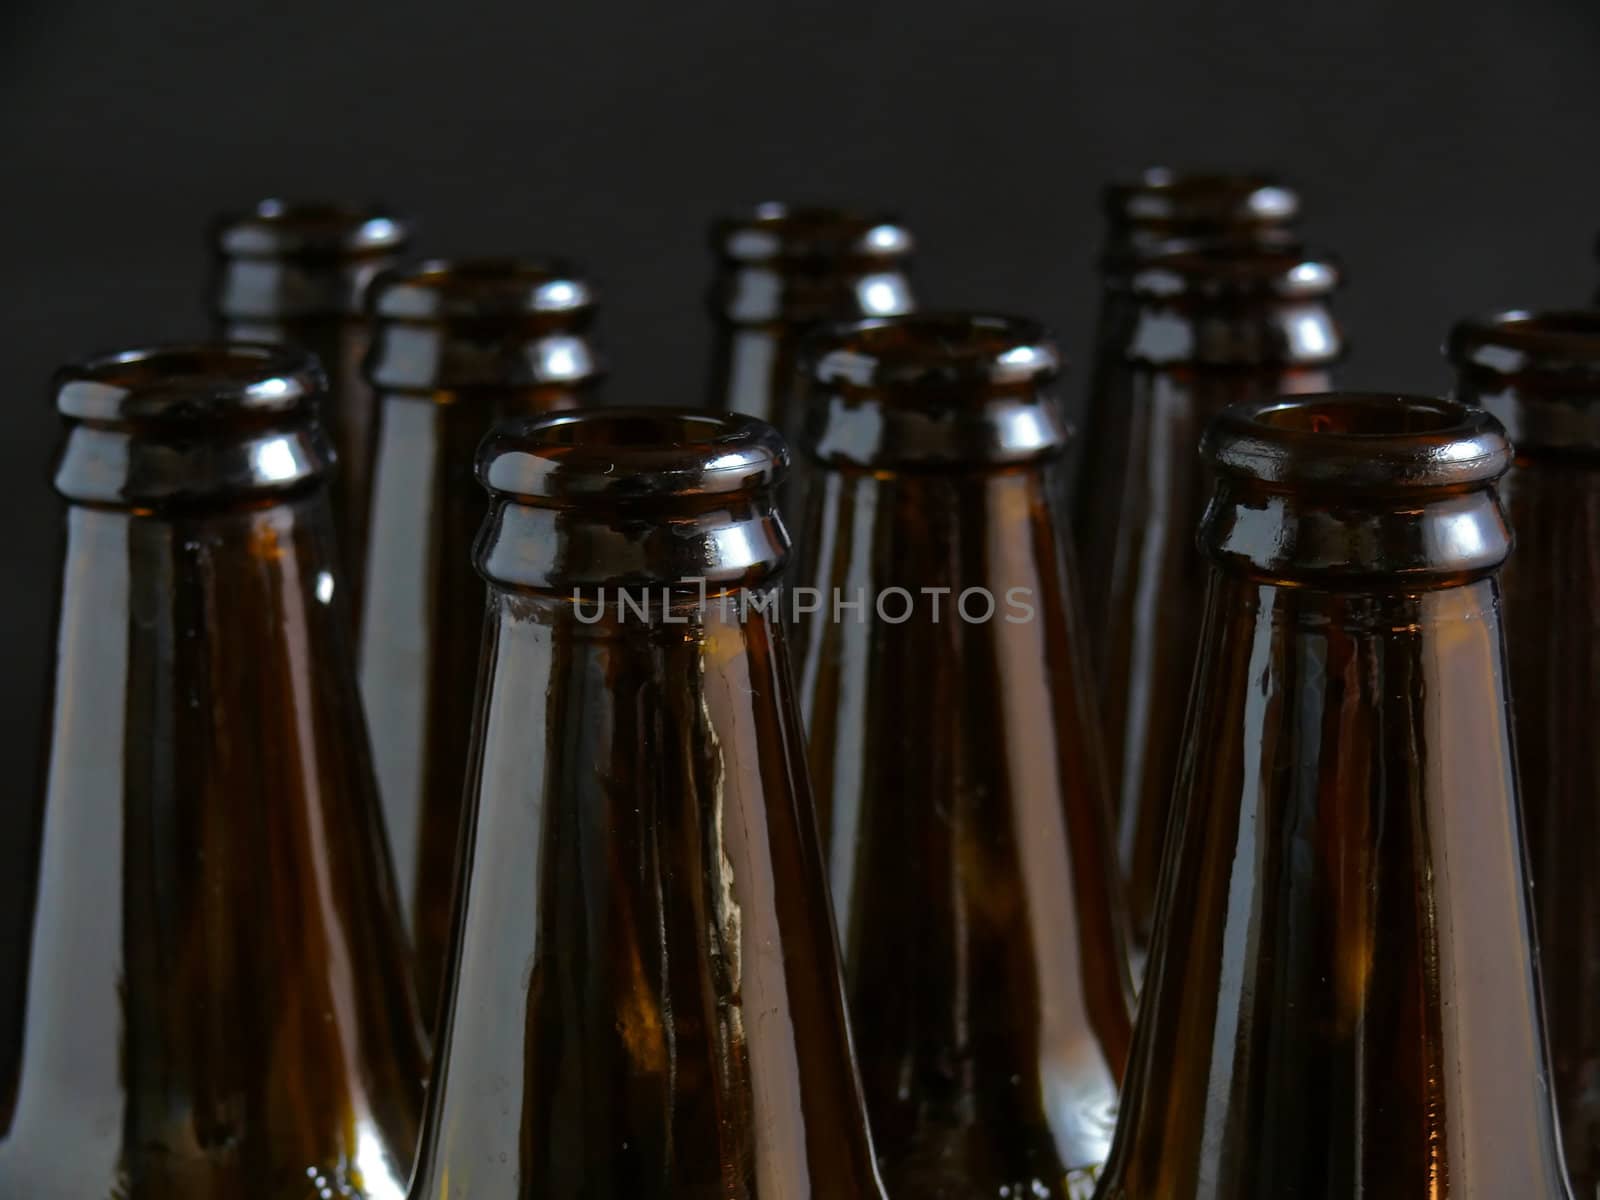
707, 203, 914, 434
1100, 169, 1300, 264
406, 408, 888, 1198
1073, 244, 1343, 970
358, 258, 602, 1034
0, 344, 424, 1200
1450, 310, 1600, 1196
210, 200, 412, 618
791, 313, 1133, 1199
1097, 393, 1570, 1198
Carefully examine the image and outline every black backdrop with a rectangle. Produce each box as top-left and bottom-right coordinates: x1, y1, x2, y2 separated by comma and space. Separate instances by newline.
3, 0, 1598, 1040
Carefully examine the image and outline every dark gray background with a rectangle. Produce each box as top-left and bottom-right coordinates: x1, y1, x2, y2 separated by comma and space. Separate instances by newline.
2, 0, 1597, 1040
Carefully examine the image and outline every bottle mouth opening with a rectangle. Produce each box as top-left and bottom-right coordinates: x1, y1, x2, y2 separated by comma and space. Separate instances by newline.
478, 408, 786, 503
1205, 392, 1510, 492
55, 342, 324, 423
1105, 169, 1300, 226
1448, 309, 1600, 377
1128, 244, 1340, 299
713, 203, 914, 263
806, 313, 1061, 391
213, 199, 410, 258
370, 257, 595, 321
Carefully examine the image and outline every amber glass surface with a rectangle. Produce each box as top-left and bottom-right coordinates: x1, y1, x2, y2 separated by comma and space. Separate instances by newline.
1073, 245, 1343, 969
1450, 310, 1600, 1196
790, 314, 1134, 1199
0, 345, 425, 1200
1097, 393, 1571, 1198
210, 200, 412, 618
404, 409, 886, 1197
707, 203, 914, 432
356, 257, 603, 1033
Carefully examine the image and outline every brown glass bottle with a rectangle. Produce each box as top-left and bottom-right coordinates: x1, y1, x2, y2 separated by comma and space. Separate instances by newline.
405, 408, 886, 1197
1073, 245, 1344, 970
1085, 170, 1303, 490
1097, 393, 1571, 1198
0, 345, 425, 1200
708, 203, 914, 431
790, 314, 1134, 1199
1450, 310, 1600, 1197
210, 200, 412, 616
356, 258, 602, 1032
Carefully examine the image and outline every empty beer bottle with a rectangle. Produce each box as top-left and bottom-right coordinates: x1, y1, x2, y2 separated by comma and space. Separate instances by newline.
1097, 393, 1571, 1198
1450, 310, 1600, 1196
1073, 245, 1343, 969
406, 408, 887, 1197
210, 200, 412, 615
0, 344, 425, 1200
791, 314, 1134, 1199
1085, 171, 1302, 490
357, 257, 602, 1032
708, 203, 914, 430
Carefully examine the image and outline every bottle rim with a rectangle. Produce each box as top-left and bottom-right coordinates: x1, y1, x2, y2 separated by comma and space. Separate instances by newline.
1447, 309, 1600, 378
478, 407, 786, 503
369, 257, 596, 321
711, 203, 914, 264
1205, 393, 1511, 493
804, 312, 1062, 391
212, 199, 410, 259
55, 342, 325, 423
1104, 169, 1300, 227
1128, 245, 1341, 300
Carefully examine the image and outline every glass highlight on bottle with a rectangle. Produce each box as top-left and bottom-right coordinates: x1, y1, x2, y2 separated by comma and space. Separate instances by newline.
0, 344, 425, 1200
791, 313, 1134, 1199
357, 257, 602, 1033
405, 408, 887, 1198
210, 200, 412, 614
1073, 244, 1343, 968
1450, 310, 1600, 1197
707, 202, 914, 430
1097, 393, 1571, 1198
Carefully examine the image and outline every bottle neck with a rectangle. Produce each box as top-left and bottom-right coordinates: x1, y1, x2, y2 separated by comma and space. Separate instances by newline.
1103, 570, 1567, 1193
792, 457, 1134, 1190
5, 495, 422, 1195
413, 586, 884, 1195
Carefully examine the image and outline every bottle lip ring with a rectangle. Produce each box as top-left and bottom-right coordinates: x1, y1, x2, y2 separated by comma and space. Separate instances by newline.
803, 312, 1062, 390
711, 203, 914, 263
1205, 393, 1511, 492
55, 342, 325, 423
478, 407, 787, 503
1104, 169, 1300, 227
1447, 309, 1600, 378
1126, 245, 1341, 300
212, 199, 411, 259
369, 256, 596, 321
